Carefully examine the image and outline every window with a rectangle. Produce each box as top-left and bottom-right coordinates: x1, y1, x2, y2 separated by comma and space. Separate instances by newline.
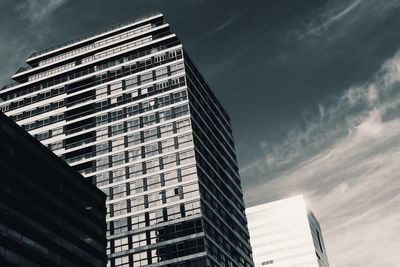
112, 137, 125, 151
125, 76, 137, 88
52, 127, 63, 135
161, 138, 175, 152
261, 260, 274, 265
110, 81, 122, 94
160, 123, 173, 137
163, 154, 177, 169
96, 142, 109, 155
154, 53, 166, 63
97, 157, 109, 171
141, 71, 153, 84
112, 184, 126, 199
129, 163, 143, 177
97, 173, 110, 187
176, 119, 190, 132
169, 50, 177, 58
126, 104, 139, 117
142, 114, 156, 127
145, 143, 159, 157
113, 237, 129, 253
112, 168, 126, 183
111, 123, 124, 136
97, 85, 108, 96
128, 148, 142, 161
141, 87, 148, 95
1, 104, 10, 112
127, 132, 141, 144
145, 158, 160, 173
179, 149, 195, 165
96, 114, 109, 126
155, 67, 168, 78
156, 81, 169, 90
127, 118, 140, 130
146, 175, 161, 190
143, 128, 158, 142
112, 153, 125, 166
170, 62, 184, 73
114, 255, 129, 266
177, 134, 192, 148
52, 141, 63, 150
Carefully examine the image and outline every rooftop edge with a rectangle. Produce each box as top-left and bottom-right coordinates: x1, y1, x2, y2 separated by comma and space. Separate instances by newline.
27, 11, 162, 61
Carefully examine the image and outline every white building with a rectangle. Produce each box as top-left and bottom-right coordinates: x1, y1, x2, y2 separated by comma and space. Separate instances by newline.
246, 195, 330, 267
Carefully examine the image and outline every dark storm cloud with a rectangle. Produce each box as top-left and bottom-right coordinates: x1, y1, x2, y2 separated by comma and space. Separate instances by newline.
1, 1, 400, 266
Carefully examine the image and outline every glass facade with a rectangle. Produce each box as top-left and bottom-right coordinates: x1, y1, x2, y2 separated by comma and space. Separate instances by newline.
0, 12, 254, 267
246, 195, 330, 267
0, 112, 107, 267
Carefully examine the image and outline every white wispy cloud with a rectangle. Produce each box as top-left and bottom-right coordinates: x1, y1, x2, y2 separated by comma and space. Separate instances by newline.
0, 0, 68, 85
206, 14, 236, 35
243, 51, 400, 266
16, 0, 67, 24
306, 0, 363, 36
296, 0, 400, 39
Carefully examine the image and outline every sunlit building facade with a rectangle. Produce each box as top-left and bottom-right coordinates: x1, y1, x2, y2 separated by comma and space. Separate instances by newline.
0, 12, 254, 267
246, 195, 329, 267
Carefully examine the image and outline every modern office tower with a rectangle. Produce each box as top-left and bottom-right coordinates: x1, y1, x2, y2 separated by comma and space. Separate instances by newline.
0, 111, 107, 267
246, 195, 330, 267
0, 12, 254, 267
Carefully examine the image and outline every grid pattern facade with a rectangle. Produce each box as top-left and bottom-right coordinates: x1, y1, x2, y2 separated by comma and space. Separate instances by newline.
245, 195, 330, 267
0, 112, 107, 267
0, 12, 254, 267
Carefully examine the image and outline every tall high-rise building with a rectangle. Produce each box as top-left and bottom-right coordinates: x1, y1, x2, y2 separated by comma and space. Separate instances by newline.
0, 111, 107, 267
246, 195, 330, 267
0, 12, 254, 267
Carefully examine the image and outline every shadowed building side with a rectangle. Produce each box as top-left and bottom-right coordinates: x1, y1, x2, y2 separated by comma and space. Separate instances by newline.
0, 111, 107, 267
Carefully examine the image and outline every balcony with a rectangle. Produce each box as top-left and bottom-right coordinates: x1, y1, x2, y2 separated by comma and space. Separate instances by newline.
28, 11, 162, 60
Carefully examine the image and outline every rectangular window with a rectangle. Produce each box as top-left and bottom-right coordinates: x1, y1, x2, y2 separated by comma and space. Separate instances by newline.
96, 142, 109, 155
155, 67, 168, 78
141, 72, 153, 84
127, 118, 140, 130
161, 138, 175, 152
144, 143, 159, 157
129, 163, 143, 177
163, 154, 177, 169
125, 76, 137, 87
127, 132, 141, 145
111, 123, 124, 136
160, 123, 173, 137
128, 148, 142, 161
143, 128, 158, 142
145, 159, 160, 173
112, 153, 125, 166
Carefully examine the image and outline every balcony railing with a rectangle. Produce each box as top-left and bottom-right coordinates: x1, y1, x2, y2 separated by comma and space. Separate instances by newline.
36, 21, 164, 68
26, 31, 171, 83
1, 81, 20, 91
28, 11, 161, 59
16, 66, 33, 74
14, 20, 164, 78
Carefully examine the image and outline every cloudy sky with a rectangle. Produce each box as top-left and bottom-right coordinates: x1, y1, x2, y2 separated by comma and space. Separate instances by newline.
1, 0, 400, 266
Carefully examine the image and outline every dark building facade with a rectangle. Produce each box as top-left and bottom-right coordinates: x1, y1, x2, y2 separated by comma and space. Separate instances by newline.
0, 12, 254, 267
0, 112, 107, 267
